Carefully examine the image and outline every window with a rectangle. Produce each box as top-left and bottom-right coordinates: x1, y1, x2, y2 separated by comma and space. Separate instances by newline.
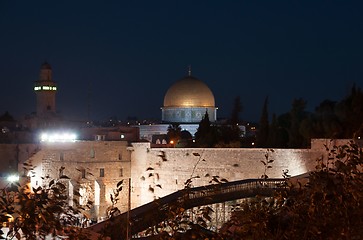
118, 153, 122, 160
119, 168, 123, 177
95, 135, 105, 141
81, 169, 86, 178
100, 168, 104, 177
90, 148, 95, 158
59, 166, 64, 177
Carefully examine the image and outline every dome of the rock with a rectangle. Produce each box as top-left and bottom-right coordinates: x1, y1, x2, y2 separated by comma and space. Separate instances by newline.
163, 76, 215, 108
161, 75, 217, 123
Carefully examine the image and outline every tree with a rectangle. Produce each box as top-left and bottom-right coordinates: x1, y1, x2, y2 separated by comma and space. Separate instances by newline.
194, 111, 218, 147
288, 98, 308, 148
166, 123, 182, 144
219, 140, 363, 239
256, 96, 269, 147
336, 85, 363, 138
214, 125, 241, 148
313, 99, 342, 138
0, 166, 92, 239
267, 113, 284, 148
230, 96, 243, 125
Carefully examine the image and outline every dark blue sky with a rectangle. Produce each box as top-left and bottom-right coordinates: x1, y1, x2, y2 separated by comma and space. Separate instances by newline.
1, 1, 363, 122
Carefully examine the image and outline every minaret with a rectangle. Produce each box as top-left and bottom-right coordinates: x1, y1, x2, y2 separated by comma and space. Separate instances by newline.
34, 62, 57, 116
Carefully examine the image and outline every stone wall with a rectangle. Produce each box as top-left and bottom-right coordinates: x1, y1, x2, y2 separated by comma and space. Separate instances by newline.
27, 141, 132, 221
0, 144, 39, 177
0, 138, 354, 222
130, 142, 324, 208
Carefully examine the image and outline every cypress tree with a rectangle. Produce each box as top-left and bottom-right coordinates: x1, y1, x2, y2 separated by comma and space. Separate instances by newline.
256, 96, 269, 147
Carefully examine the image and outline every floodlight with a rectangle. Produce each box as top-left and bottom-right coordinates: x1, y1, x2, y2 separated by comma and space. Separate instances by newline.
39, 131, 77, 142
7, 174, 19, 183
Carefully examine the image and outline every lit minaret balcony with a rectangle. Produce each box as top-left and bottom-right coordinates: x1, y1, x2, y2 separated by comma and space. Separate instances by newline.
34, 62, 57, 115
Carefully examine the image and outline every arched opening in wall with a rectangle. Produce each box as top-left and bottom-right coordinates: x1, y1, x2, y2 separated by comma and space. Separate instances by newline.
94, 181, 100, 206
68, 181, 75, 207
93, 181, 101, 220
78, 182, 94, 207
79, 186, 88, 206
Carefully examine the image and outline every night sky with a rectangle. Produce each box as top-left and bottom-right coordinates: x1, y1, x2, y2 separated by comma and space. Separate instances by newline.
1, 1, 363, 123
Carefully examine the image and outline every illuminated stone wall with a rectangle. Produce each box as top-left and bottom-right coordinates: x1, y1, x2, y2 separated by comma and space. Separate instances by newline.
0, 143, 39, 190
27, 141, 132, 221
130, 142, 324, 208
0, 144, 39, 178
0, 138, 353, 222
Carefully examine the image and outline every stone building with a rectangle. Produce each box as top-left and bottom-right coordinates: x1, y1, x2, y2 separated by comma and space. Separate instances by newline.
34, 62, 57, 116
139, 71, 218, 142
27, 141, 132, 221
22, 62, 62, 130
161, 73, 217, 123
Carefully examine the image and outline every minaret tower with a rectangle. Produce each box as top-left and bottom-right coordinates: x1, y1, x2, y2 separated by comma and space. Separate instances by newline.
34, 62, 57, 116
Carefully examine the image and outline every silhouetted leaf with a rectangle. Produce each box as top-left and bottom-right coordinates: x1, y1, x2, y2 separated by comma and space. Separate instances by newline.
116, 180, 124, 188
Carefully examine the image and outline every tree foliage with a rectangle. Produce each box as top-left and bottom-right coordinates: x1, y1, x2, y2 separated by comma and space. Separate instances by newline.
262, 85, 363, 148
219, 140, 363, 239
256, 96, 269, 148
230, 96, 243, 125
166, 123, 182, 144
194, 111, 218, 147
0, 168, 93, 239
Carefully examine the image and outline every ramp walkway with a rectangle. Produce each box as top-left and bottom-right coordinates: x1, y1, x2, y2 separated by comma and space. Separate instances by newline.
87, 178, 287, 238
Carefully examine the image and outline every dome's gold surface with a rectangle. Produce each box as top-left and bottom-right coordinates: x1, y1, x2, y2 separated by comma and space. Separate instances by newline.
163, 76, 215, 107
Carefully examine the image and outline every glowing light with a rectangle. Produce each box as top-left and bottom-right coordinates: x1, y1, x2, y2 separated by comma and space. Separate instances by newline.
170, 140, 174, 144
7, 174, 19, 183
40, 132, 77, 142
34, 86, 56, 91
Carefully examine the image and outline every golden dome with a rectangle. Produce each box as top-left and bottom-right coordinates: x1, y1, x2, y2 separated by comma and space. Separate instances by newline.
163, 76, 215, 107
